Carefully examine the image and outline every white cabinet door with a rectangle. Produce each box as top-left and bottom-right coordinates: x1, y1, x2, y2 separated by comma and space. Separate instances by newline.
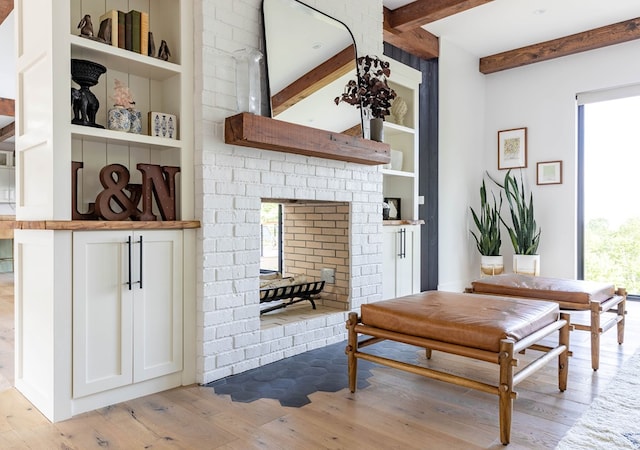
73, 231, 133, 398
133, 230, 183, 382
395, 227, 416, 298
73, 230, 183, 398
382, 226, 420, 300
382, 227, 398, 300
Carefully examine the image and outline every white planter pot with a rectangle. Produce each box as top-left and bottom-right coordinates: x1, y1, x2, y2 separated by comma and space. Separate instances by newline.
480, 255, 504, 276
513, 254, 540, 276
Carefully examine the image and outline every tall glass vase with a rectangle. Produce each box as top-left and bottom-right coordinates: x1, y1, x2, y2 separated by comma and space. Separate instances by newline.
233, 48, 268, 116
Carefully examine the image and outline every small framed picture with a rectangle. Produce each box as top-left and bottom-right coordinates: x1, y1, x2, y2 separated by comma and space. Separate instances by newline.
498, 127, 527, 170
148, 112, 177, 139
384, 197, 401, 220
537, 160, 563, 185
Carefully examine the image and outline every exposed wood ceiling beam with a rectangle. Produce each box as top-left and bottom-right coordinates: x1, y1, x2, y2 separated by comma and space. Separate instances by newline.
383, 7, 439, 60
386, 0, 493, 32
0, 98, 14, 117
480, 17, 640, 74
0, 0, 12, 26
271, 46, 356, 116
0, 121, 14, 142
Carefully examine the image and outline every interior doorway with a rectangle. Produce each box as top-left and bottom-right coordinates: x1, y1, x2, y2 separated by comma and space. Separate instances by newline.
579, 92, 640, 296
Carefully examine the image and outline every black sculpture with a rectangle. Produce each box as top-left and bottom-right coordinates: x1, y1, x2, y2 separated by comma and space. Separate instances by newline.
77, 14, 93, 37
158, 40, 171, 61
70, 59, 106, 128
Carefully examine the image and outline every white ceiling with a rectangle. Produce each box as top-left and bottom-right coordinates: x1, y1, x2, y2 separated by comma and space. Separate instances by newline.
384, 0, 640, 57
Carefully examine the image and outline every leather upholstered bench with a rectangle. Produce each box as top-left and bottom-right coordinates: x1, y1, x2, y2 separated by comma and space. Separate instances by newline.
345, 291, 570, 445
468, 273, 626, 370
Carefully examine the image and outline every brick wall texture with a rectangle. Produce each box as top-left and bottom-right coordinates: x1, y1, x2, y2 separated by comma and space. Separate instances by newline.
194, 0, 384, 383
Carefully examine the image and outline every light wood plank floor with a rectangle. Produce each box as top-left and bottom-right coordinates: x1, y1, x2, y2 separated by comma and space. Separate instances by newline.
0, 273, 638, 449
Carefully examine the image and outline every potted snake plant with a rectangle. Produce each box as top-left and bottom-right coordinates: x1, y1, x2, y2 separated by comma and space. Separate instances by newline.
470, 179, 503, 275
492, 170, 541, 275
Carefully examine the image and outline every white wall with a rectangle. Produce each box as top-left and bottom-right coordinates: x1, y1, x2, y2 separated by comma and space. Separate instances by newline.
0, 11, 16, 99
437, 39, 486, 291
439, 38, 640, 289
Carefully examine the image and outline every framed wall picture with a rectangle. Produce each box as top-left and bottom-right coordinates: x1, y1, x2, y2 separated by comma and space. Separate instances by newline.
537, 160, 563, 185
384, 197, 401, 220
498, 127, 527, 169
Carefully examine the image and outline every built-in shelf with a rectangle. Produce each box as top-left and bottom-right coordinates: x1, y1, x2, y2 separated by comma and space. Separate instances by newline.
225, 112, 391, 166
381, 169, 415, 178
70, 35, 181, 80
71, 124, 182, 149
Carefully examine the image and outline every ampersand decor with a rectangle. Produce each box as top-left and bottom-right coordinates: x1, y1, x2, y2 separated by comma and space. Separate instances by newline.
72, 161, 181, 221
95, 164, 140, 220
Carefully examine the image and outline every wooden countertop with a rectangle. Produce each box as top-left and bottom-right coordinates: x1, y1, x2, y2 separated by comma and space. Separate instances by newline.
0, 219, 201, 232
383, 219, 425, 226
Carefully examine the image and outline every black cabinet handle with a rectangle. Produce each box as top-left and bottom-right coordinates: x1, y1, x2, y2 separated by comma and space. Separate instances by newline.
127, 236, 132, 290
398, 229, 407, 259
138, 235, 143, 289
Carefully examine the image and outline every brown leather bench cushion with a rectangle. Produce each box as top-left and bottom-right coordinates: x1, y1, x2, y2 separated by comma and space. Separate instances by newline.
360, 291, 559, 352
471, 274, 615, 305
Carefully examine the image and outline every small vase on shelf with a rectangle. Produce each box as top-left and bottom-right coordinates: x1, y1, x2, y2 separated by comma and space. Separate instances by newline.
370, 117, 384, 142
107, 106, 130, 132
390, 96, 408, 126
107, 79, 138, 133
128, 108, 142, 134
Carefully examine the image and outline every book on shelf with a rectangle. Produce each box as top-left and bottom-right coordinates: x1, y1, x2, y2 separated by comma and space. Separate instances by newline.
140, 12, 149, 55
98, 9, 118, 47
118, 11, 125, 49
130, 10, 142, 53
124, 10, 133, 51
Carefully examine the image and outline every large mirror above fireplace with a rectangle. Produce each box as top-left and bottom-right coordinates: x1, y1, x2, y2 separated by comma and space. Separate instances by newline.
261, 0, 362, 135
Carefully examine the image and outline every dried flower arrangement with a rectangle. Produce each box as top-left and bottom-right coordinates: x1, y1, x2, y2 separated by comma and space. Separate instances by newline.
110, 79, 136, 109
335, 55, 397, 119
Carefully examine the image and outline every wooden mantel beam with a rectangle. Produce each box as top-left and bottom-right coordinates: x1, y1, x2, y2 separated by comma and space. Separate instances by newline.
383, 7, 439, 60
0, 121, 14, 142
0, 0, 12, 26
0, 98, 14, 117
480, 17, 640, 74
387, 0, 493, 33
271, 46, 355, 117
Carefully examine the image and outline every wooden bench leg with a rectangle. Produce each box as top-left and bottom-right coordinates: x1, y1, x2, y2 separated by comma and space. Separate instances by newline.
559, 312, 570, 391
346, 312, 359, 393
617, 288, 626, 345
590, 301, 600, 371
499, 340, 515, 445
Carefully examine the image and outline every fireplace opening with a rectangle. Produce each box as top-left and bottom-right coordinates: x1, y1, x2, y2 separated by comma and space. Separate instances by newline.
259, 199, 350, 322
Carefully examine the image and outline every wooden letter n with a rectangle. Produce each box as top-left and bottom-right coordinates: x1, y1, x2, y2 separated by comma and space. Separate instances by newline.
136, 164, 181, 221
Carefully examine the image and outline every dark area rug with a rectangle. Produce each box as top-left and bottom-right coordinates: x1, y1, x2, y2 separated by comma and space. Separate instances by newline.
206, 339, 421, 407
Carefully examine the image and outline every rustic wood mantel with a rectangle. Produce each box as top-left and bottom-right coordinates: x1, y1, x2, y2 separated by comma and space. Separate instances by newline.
224, 112, 391, 166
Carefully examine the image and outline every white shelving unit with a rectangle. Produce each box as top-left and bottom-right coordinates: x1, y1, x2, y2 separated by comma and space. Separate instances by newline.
14, 0, 195, 422
382, 62, 421, 222
382, 61, 422, 300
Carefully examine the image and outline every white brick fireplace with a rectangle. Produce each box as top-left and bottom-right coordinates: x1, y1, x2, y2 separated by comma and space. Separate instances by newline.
194, 0, 385, 383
